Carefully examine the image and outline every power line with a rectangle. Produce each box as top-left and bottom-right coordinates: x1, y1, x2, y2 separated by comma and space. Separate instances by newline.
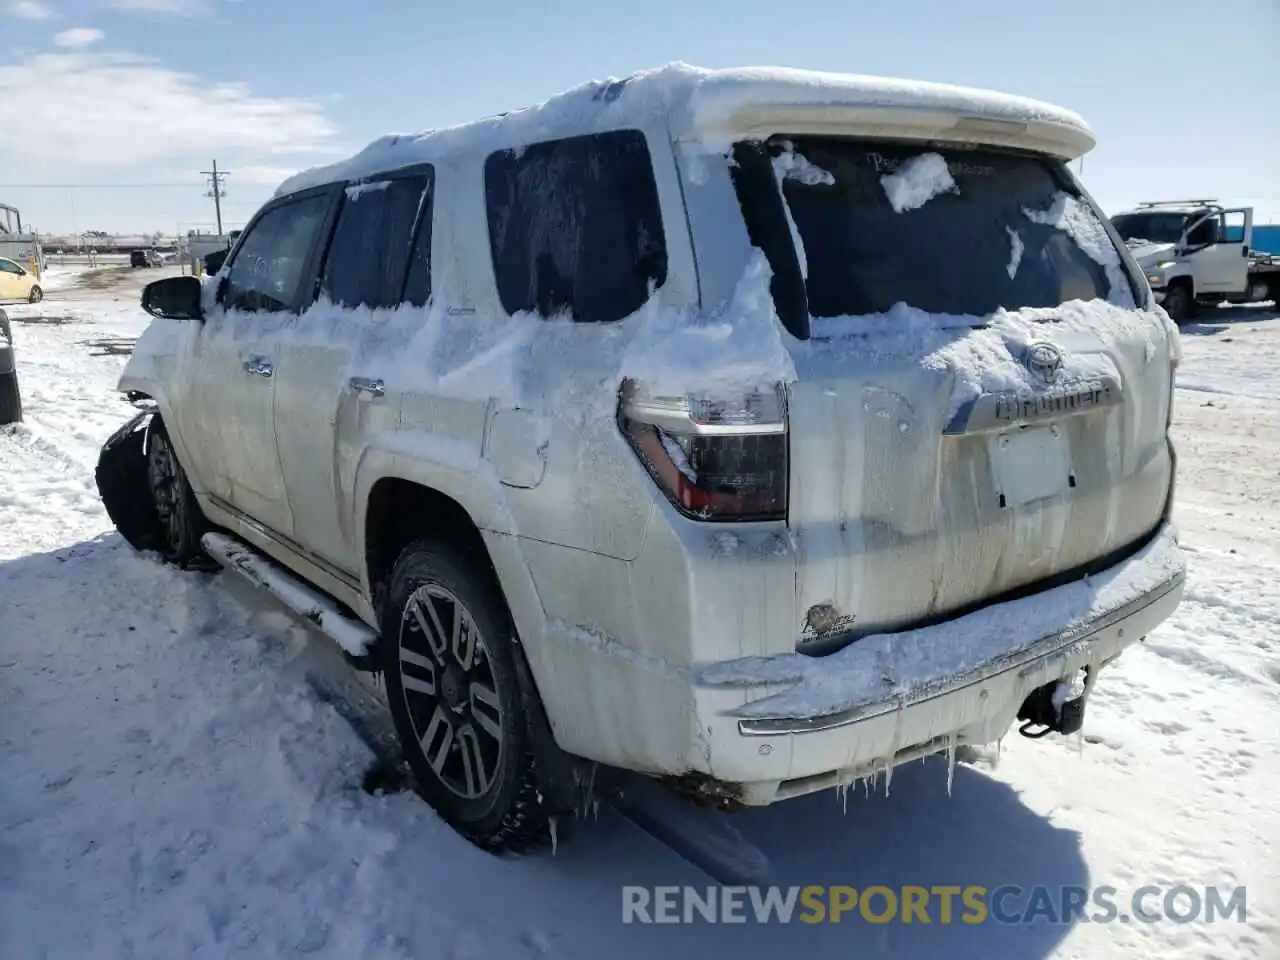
201, 160, 230, 236
0, 183, 205, 188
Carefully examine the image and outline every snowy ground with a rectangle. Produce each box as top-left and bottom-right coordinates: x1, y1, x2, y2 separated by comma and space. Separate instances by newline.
1, 275, 1276, 959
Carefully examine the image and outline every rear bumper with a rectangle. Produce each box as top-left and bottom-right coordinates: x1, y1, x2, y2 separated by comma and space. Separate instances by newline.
693, 522, 1184, 804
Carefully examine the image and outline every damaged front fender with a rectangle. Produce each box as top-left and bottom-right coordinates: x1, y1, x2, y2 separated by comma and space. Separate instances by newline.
95, 409, 163, 554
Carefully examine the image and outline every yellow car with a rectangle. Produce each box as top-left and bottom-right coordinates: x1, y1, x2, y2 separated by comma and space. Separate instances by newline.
0, 257, 42, 303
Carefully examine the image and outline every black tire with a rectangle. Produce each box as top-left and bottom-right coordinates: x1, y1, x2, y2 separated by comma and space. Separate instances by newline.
143, 418, 208, 565
0, 369, 21, 425
381, 539, 551, 853
1163, 284, 1194, 324
28, 285, 42, 304
97, 411, 162, 552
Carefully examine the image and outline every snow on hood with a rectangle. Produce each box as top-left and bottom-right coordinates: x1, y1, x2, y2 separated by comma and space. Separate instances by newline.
273, 63, 1094, 198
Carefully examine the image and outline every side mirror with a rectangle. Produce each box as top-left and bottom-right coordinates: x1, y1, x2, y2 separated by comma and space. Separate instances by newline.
141, 276, 204, 321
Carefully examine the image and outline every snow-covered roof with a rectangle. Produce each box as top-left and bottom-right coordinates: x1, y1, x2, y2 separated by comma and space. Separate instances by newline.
274, 62, 1095, 197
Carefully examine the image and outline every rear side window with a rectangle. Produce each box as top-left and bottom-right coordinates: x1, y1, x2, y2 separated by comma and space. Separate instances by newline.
731, 138, 1132, 327
321, 172, 433, 309
484, 129, 667, 323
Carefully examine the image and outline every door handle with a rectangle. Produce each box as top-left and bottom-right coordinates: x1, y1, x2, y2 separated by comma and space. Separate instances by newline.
348, 376, 385, 398
243, 356, 273, 378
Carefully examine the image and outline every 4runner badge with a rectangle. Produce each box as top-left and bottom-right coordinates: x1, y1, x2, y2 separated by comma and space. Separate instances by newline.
1025, 342, 1064, 384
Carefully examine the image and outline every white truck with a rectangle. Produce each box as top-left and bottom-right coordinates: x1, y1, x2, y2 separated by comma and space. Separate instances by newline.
1112, 200, 1280, 323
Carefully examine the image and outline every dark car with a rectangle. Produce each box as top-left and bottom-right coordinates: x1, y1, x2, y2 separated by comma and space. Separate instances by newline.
0, 308, 21, 424
203, 247, 230, 275
130, 249, 159, 268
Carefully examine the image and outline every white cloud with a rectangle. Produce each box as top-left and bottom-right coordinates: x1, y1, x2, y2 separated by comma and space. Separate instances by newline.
0, 51, 339, 168
53, 28, 104, 48
103, 0, 212, 16
10, 1, 54, 19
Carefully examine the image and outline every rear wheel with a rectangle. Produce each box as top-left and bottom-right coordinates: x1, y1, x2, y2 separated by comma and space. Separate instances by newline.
0, 369, 21, 425
27, 285, 42, 304
1162, 283, 1194, 324
381, 539, 551, 853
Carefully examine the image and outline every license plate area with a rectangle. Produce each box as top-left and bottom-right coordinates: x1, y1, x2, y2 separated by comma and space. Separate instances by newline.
989, 425, 1072, 508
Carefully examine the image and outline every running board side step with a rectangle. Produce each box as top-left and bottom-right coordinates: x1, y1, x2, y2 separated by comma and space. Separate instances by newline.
201, 532, 378, 660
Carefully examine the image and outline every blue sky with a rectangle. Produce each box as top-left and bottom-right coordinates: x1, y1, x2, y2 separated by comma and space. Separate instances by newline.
1, 0, 1276, 235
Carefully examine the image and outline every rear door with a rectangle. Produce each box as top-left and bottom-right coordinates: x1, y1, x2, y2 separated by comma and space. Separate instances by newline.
728, 138, 1174, 650
273, 168, 434, 571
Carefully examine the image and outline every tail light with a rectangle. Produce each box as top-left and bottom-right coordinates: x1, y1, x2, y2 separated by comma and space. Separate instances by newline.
618, 378, 788, 521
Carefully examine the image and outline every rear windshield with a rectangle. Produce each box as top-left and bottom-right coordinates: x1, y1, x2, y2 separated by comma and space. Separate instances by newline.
729, 138, 1137, 335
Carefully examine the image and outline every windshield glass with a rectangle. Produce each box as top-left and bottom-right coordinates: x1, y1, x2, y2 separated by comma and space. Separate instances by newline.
1111, 212, 1188, 244
728, 137, 1136, 332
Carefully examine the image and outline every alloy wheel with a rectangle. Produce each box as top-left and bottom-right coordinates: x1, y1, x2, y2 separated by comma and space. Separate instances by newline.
397, 584, 504, 800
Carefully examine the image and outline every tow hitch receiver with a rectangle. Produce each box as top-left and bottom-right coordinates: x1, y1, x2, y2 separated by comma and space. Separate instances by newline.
1017, 668, 1091, 739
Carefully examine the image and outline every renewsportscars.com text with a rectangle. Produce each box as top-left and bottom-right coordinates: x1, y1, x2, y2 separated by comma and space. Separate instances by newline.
621, 884, 1248, 926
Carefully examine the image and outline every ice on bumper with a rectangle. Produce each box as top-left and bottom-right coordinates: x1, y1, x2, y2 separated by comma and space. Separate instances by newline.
697, 524, 1184, 723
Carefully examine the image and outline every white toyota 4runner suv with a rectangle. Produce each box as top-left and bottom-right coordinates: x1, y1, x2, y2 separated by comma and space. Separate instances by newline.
97, 64, 1186, 853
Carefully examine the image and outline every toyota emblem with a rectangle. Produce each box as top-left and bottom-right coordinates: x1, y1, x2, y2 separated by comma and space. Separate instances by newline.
1026, 342, 1064, 383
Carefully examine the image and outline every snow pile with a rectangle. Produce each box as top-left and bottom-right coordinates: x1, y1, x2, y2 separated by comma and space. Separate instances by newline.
1006, 227, 1024, 278
771, 143, 834, 281
770, 142, 835, 187
879, 152, 958, 213
698, 525, 1183, 720
293, 250, 800, 419
618, 253, 796, 398
807, 297, 1165, 424
344, 180, 392, 201
1025, 192, 1137, 308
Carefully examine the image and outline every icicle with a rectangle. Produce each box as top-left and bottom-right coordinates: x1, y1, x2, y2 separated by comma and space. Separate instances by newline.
549, 816, 559, 855
995, 736, 1004, 768
883, 760, 894, 798
945, 736, 958, 797
1078, 665, 1100, 758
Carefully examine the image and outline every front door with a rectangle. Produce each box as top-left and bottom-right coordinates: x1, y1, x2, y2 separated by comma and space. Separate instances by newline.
193, 189, 335, 539
1183, 207, 1252, 295
0, 258, 26, 301
273, 169, 434, 571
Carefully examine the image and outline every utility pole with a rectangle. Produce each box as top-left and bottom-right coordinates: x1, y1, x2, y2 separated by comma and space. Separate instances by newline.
202, 160, 229, 236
